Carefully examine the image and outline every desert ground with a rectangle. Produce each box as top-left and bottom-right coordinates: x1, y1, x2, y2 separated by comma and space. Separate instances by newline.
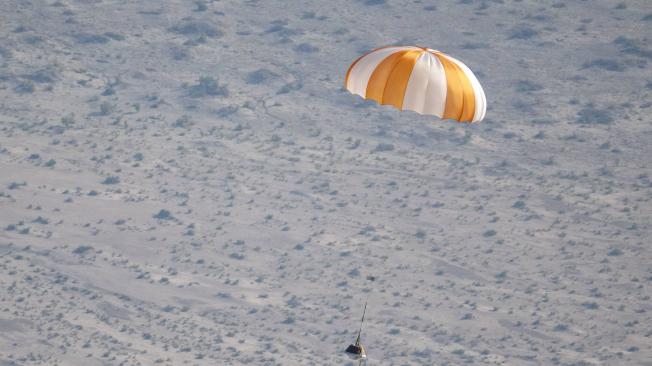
0, 1, 651, 365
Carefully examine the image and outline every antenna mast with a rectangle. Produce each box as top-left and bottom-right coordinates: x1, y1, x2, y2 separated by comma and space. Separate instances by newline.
355, 300, 367, 346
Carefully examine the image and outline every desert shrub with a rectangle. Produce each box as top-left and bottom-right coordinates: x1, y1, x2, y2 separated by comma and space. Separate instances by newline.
582, 302, 599, 309
582, 58, 625, 71
0, 46, 11, 60
99, 101, 114, 115
169, 20, 223, 38
173, 115, 192, 128
171, 47, 189, 61
73, 245, 93, 254
23, 35, 43, 44
614, 36, 652, 60
104, 32, 125, 41
74, 33, 110, 44
576, 104, 613, 125
461, 42, 488, 49
153, 209, 173, 220
15, 80, 35, 93
512, 200, 525, 209
276, 81, 302, 94
507, 25, 538, 40
61, 113, 75, 127
194, 1, 208, 12
553, 324, 568, 331
294, 43, 319, 53
216, 106, 238, 117
363, 0, 386, 5
23, 68, 57, 83
515, 80, 543, 92
101, 176, 120, 184
265, 21, 300, 37
245, 69, 276, 84
373, 143, 394, 152
186, 77, 228, 97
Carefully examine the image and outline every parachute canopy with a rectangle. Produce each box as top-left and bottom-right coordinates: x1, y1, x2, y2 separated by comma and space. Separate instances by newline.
345, 46, 486, 123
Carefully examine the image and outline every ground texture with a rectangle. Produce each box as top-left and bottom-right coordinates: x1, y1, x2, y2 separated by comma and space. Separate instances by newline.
0, 1, 651, 365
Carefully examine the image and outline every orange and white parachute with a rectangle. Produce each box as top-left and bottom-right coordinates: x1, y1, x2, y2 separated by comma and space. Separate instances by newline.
345, 46, 486, 123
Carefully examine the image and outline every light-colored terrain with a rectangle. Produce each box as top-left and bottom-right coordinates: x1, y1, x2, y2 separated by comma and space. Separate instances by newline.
1, 1, 651, 365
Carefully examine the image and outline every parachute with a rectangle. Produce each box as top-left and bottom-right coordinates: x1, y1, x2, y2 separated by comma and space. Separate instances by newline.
344, 46, 486, 123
